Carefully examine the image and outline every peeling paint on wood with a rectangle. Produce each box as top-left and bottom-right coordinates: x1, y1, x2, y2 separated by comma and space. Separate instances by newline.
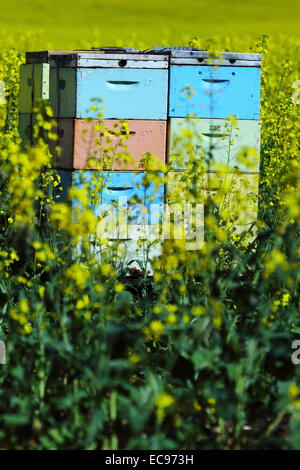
19, 63, 50, 112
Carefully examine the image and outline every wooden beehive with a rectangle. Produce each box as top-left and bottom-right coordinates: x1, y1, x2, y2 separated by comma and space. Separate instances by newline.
18, 47, 262, 263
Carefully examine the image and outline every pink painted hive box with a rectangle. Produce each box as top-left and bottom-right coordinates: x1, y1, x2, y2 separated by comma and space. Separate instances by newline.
51, 119, 167, 170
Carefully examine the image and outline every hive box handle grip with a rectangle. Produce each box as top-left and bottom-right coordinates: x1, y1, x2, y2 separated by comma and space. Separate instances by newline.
108, 130, 136, 136
201, 132, 229, 138
108, 187, 134, 191
106, 80, 140, 90
107, 81, 139, 85
202, 79, 230, 84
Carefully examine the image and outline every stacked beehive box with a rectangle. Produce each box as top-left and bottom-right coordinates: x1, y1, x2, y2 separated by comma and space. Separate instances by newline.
18, 47, 262, 261
18, 48, 168, 263
165, 48, 261, 230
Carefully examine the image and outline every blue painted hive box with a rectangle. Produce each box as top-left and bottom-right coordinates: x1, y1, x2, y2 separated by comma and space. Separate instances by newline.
20, 50, 169, 120
55, 170, 164, 229
159, 49, 261, 120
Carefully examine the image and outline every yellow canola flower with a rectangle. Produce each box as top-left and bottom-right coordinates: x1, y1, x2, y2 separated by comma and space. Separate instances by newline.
50, 203, 73, 231
212, 316, 223, 329
94, 283, 104, 294
166, 304, 178, 313
32, 241, 42, 250
115, 283, 125, 293
38, 286, 45, 299
150, 320, 164, 338
100, 263, 115, 277
167, 313, 177, 324
155, 391, 176, 420
264, 250, 289, 277
10, 250, 19, 260
76, 209, 97, 236
155, 392, 175, 409
68, 187, 89, 207
165, 255, 178, 270
282, 292, 291, 307
128, 353, 141, 364
10, 298, 33, 335
76, 295, 90, 310
34, 242, 55, 262
144, 320, 165, 341
19, 298, 30, 314
292, 400, 300, 411
23, 323, 33, 335
153, 305, 162, 315
191, 305, 206, 316
207, 397, 217, 406
288, 384, 299, 398
65, 263, 91, 289
193, 401, 202, 412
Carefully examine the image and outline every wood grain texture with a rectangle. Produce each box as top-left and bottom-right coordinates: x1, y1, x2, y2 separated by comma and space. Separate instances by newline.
19, 64, 50, 112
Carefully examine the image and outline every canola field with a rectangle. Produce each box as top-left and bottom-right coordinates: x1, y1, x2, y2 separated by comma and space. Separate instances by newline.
0, 0, 300, 451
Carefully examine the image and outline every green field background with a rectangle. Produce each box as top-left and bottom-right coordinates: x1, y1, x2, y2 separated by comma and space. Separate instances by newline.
0, 0, 299, 50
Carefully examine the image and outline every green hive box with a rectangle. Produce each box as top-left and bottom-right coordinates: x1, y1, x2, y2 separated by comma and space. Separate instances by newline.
168, 118, 260, 173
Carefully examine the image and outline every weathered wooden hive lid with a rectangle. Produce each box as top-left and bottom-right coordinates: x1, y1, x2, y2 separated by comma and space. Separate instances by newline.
26, 47, 262, 68
148, 46, 262, 66
148, 46, 206, 53
26, 48, 168, 68
90, 47, 143, 53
